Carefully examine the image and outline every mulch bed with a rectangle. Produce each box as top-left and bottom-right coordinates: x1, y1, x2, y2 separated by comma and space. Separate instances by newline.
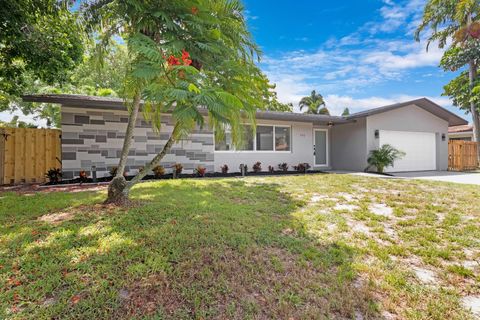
1, 171, 327, 194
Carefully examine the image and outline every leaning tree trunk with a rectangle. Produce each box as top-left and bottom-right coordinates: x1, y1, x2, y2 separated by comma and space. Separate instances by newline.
105, 93, 142, 205
105, 122, 181, 205
468, 60, 480, 162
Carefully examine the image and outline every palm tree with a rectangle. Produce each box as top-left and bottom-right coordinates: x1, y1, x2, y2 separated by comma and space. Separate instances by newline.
299, 90, 329, 115
341, 107, 350, 116
416, 0, 480, 161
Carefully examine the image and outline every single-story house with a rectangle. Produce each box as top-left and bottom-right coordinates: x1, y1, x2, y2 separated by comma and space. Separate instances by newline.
448, 125, 475, 141
23, 95, 467, 178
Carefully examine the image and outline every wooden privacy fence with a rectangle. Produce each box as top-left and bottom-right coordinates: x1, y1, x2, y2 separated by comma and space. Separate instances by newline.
448, 140, 478, 171
0, 128, 61, 184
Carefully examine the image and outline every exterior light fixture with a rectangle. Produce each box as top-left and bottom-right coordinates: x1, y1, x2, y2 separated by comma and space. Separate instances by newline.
442, 133, 446, 141
374, 130, 379, 139
327, 121, 334, 128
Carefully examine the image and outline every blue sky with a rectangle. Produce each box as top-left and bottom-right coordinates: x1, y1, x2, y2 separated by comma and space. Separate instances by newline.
243, 0, 466, 119
0, 0, 468, 125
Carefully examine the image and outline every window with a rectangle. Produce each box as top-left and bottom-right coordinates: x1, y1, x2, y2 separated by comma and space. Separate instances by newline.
214, 132, 233, 151
256, 126, 274, 151
236, 125, 254, 150
275, 126, 290, 151
215, 124, 291, 152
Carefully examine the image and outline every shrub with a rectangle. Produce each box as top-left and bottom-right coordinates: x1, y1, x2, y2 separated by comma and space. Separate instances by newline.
366, 144, 405, 173
79, 170, 89, 183
278, 163, 289, 172
221, 164, 229, 174
268, 165, 275, 173
173, 163, 183, 175
252, 161, 262, 173
152, 165, 165, 177
195, 165, 207, 177
293, 163, 311, 173
46, 168, 62, 183
109, 166, 127, 177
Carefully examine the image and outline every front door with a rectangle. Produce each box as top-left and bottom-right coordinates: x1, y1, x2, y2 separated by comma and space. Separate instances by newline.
314, 129, 328, 166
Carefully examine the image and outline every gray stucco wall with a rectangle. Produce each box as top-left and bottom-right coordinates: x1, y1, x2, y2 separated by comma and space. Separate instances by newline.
213, 120, 330, 171
330, 118, 367, 171
366, 104, 449, 170
61, 106, 214, 179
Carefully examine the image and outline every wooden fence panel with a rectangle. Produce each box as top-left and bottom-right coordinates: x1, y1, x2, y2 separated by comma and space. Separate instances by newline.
0, 128, 61, 184
448, 140, 478, 171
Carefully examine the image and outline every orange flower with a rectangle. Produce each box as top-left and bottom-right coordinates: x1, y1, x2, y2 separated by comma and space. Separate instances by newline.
167, 55, 180, 66
191, 6, 199, 15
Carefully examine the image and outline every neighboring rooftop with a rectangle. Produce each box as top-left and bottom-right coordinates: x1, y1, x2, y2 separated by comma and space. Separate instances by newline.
448, 125, 473, 133
22, 94, 468, 126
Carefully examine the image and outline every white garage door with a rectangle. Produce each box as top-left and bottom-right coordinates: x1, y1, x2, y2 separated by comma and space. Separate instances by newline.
379, 130, 436, 172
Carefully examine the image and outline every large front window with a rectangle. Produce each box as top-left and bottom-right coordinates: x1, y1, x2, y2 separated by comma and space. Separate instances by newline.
215, 125, 291, 152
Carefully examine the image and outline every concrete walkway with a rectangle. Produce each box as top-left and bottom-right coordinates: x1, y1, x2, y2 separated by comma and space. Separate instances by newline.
392, 171, 480, 186
325, 170, 480, 186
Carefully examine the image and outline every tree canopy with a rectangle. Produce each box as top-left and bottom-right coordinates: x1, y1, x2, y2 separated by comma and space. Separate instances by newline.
0, 0, 84, 110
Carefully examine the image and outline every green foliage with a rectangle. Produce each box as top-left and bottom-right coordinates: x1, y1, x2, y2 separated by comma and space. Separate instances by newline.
299, 90, 329, 115
82, 0, 287, 151
342, 107, 350, 116
366, 144, 405, 173
0, 0, 84, 108
442, 70, 480, 113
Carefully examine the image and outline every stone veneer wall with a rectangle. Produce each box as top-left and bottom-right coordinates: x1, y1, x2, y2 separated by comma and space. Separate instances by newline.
61, 106, 214, 179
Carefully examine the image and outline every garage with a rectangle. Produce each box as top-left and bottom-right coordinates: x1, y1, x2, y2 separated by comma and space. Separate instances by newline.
379, 130, 436, 172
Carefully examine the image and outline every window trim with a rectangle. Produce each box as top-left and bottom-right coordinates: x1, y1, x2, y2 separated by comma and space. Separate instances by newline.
214, 124, 292, 153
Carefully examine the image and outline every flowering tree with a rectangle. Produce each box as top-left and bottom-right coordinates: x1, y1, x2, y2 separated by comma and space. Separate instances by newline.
83, 0, 288, 204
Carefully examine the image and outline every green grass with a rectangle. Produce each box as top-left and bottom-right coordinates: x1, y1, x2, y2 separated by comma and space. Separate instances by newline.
0, 174, 479, 319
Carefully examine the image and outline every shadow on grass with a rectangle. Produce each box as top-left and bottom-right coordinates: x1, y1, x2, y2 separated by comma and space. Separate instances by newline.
0, 179, 379, 319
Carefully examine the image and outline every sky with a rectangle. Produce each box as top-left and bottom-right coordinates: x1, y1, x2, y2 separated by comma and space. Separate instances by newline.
0, 0, 469, 126
243, 0, 467, 119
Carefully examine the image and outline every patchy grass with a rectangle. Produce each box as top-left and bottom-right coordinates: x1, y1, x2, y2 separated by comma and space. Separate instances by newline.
0, 174, 479, 319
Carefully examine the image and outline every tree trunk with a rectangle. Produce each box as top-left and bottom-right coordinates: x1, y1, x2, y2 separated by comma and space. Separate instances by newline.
105, 93, 141, 205
468, 61, 480, 162
124, 123, 181, 192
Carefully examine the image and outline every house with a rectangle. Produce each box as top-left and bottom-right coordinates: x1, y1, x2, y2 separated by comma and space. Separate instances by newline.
22, 95, 467, 178
448, 125, 475, 141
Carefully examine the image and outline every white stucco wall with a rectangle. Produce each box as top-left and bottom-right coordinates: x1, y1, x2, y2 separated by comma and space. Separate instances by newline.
213, 119, 330, 172
366, 104, 449, 170
330, 118, 367, 171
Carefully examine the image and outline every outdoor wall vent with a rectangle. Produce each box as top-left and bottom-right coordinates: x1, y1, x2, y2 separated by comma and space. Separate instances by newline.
374, 130, 379, 139
441, 133, 446, 141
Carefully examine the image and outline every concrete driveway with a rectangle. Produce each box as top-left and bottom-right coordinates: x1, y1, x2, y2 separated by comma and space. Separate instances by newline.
392, 171, 480, 186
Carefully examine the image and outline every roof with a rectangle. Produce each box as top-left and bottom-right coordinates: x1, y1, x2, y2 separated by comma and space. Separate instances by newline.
448, 125, 473, 133
346, 98, 467, 126
21, 94, 352, 125
22, 94, 468, 126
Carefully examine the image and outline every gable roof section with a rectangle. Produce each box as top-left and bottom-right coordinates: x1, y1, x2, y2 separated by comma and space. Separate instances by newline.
347, 98, 467, 126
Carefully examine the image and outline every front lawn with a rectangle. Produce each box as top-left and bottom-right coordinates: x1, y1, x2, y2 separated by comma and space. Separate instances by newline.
1, 174, 479, 319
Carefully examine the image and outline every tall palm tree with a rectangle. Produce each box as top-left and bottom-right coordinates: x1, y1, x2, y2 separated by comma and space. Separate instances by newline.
416, 0, 480, 161
299, 90, 329, 115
